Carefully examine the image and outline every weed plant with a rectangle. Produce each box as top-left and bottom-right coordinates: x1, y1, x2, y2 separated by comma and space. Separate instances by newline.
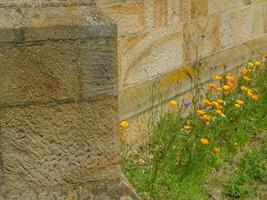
120, 55, 267, 200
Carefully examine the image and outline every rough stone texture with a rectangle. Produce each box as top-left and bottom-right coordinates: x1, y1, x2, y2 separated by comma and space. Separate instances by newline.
0, 1, 139, 199
100, 1, 145, 36
119, 25, 183, 86
0, 99, 118, 190
184, 15, 220, 62
0, 0, 96, 7
0, 43, 80, 107
191, 0, 208, 18
220, 3, 265, 49
95, 0, 267, 128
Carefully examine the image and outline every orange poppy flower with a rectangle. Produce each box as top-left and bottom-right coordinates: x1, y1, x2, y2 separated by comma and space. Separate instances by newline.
200, 138, 209, 145
213, 147, 220, 153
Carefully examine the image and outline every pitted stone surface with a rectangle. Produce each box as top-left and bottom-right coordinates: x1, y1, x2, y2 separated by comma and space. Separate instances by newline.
0, 98, 119, 190
0, 0, 95, 7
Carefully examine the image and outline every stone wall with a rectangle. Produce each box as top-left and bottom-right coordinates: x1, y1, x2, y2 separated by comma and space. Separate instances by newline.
0, 0, 138, 199
96, 0, 267, 144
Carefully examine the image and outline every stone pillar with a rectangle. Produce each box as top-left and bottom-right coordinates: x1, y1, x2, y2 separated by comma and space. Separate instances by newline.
0, 0, 138, 199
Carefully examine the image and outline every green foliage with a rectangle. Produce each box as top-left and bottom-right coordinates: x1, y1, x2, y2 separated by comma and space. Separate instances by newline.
121, 57, 267, 200
226, 138, 267, 199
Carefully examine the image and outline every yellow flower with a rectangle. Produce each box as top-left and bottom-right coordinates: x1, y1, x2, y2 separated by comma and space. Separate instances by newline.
227, 81, 234, 88
236, 100, 244, 105
208, 102, 214, 107
226, 75, 236, 83
217, 99, 224, 104
208, 83, 217, 89
120, 121, 129, 128
184, 125, 192, 130
223, 85, 230, 91
200, 138, 209, 145
216, 110, 223, 116
251, 95, 258, 101
217, 87, 223, 91
202, 114, 212, 122
242, 69, 251, 76
235, 103, 241, 108
212, 101, 220, 108
243, 76, 251, 81
196, 110, 205, 116
248, 62, 254, 67
169, 100, 177, 107
255, 61, 261, 66
217, 105, 224, 110
213, 75, 223, 80
240, 86, 248, 91
247, 89, 254, 97
203, 99, 211, 106
213, 147, 221, 153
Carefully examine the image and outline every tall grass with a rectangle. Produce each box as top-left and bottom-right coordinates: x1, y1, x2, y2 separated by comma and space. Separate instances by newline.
120, 56, 267, 200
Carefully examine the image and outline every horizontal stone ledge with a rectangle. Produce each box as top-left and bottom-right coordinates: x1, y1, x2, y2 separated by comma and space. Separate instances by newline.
0, 95, 117, 110
0, 178, 139, 200
0, 6, 117, 43
0, 0, 96, 8
119, 33, 267, 121
0, 26, 117, 44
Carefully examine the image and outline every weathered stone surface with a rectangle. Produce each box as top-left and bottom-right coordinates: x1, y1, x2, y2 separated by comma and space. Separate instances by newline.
0, 98, 119, 190
220, 4, 264, 49
0, 178, 140, 200
0, 0, 96, 7
0, 6, 116, 43
80, 38, 118, 99
100, 1, 145, 36
264, 2, 267, 33
0, 1, 140, 199
119, 34, 267, 120
0, 43, 80, 107
167, 0, 191, 24
119, 24, 183, 87
191, 0, 208, 18
208, 0, 247, 15
184, 15, 220, 62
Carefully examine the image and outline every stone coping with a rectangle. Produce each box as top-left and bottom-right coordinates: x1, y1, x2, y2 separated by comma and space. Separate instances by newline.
0, 6, 116, 43
0, 0, 95, 8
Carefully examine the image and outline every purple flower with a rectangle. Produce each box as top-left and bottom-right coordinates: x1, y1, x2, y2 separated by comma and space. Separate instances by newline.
183, 101, 191, 107
264, 55, 267, 59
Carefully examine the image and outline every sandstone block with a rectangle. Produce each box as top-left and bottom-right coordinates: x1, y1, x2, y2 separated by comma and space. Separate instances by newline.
191, 0, 208, 18
79, 38, 118, 99
119, 25, 183, 87
0, 98, 119, 190
184, 15, 220, 63
0, 43, 80, 107
220, 4, 264, 49
0, 0, 95, 7
208, 0, 247, 15
167, 0, 191, 24
100, 1, 145, 36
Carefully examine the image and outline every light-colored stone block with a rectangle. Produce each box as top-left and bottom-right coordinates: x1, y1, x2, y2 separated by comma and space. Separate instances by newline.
100, 2, 145, 36
191, 0, 208, 18
119, 25, 183, 87
184, 15, 220, 63
220, 4, 264, 49
167, 0, 191, 25
152, 0, 168, 27
208, 0, 247, 15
